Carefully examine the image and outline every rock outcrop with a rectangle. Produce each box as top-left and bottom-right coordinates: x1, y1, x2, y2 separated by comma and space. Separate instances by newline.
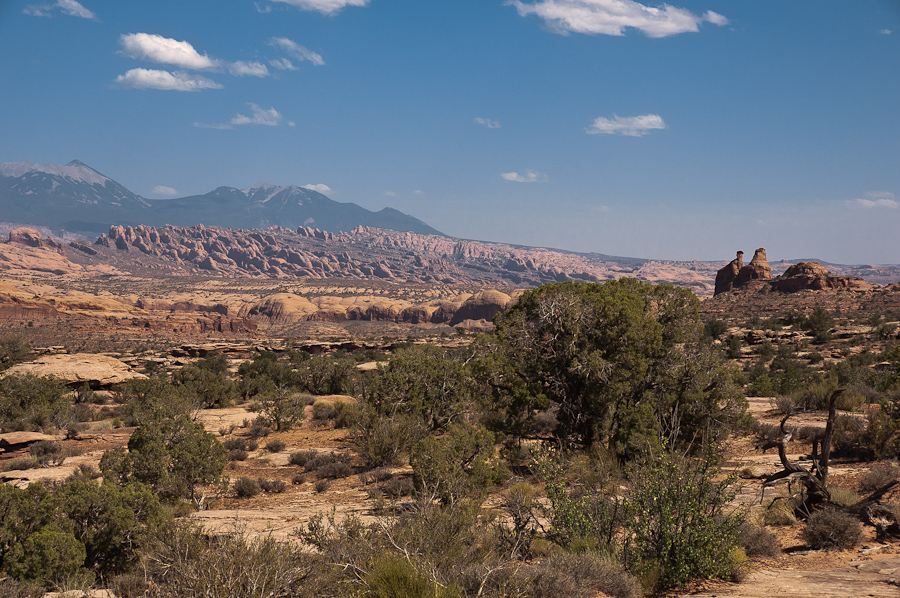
8, 228, 63, 251
714, 248, 772, 295
3, 354, 147, 388
771, 262, 876, 293
715, 251, 878, 296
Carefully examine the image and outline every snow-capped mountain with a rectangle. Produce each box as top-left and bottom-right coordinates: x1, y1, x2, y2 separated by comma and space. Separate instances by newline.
0, 160, 442, 236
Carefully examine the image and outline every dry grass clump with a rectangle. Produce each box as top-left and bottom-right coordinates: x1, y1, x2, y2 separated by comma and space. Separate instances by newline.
233, 477, 261, 498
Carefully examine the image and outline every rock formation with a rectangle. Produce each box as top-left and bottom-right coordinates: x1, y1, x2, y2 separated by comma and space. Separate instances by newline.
714, 248, 772, 295
771, 262, 876, 293
715, 250, 878, 296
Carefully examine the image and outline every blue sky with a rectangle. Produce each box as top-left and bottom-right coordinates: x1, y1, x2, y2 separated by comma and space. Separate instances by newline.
1, 1, 898, 264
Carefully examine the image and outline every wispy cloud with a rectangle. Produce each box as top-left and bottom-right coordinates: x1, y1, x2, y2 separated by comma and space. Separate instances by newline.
474, 117, 501, 129
229, 61, 269, 77
269, 0, 369, 15
151, 185, 178, 197
194, 103, 288, 129
269, 58, 297, 71
24, 0, 97, 20
120, 33, 217, 70
847, 191, 899, 210
506, 0, 727, 38
880, 29, 893, 35
501, 170, 548, 183
115, 68, 223, 91
302, 184, 332, 194
587, 113, 666, 136
268, 37, 325, 66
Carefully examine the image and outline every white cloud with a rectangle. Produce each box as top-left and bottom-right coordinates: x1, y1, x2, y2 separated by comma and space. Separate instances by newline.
302, 184, 332, 194
880, 29, 893, 35
115, 68, 223, 91
383, 191, 397, 197
501, 170, 548, 183
474, 117, 501, 129
120, 33, 218, 70
506, 0, 728, 38
268, 37, 325, 66
229, 61, 269, 77
270, 0, 369, 15
195, 103, 285, 129
269, 58, 297, 71
24, 0, 97, 20
255, 2, 273, 13
587, 113, 666, 136
847, 192, 899, 210
151, 185, 178, 197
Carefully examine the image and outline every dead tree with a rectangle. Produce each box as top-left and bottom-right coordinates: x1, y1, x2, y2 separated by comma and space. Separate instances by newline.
761, 389, 899, 536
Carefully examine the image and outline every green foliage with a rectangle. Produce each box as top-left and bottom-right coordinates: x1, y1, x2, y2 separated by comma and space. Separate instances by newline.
53, 480, 163, 578
365, 344, 474, 432
805, 305, 835, 344
366, 553, 459, 598
0, 334, 30, 372
117, 377, 195, 427
623, 450, 742, 590
294, 354, 356, 396
410, 423, 498, 505
237, 351, 301, 399
5, 524, 91, 588
0, 374, 69, 432
702, 318, 728, 340
493, 280, 747, 456
254, 392, 309, 432
352, 407, 428, 468
530, 446, 620, 549
172, 353, 238, 408
101, 414, 226, 501
0, 480, 163, 587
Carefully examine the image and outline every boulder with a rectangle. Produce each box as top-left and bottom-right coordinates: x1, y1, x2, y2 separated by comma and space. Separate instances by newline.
450, 290, 512, 325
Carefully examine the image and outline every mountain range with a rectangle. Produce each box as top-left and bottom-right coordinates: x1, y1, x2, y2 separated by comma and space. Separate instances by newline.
0, 160, 441, 237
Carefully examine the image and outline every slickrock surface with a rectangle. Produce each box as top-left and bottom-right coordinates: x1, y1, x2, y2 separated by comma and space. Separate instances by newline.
3, 353, 147, 387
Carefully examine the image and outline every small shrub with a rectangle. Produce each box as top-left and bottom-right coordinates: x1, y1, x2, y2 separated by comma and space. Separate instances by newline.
289, 450, 317, 467
382, 476, 414, 499
264, 440, 286, 453
727, 548, 751, 582
807, 352, 824, 364
233, 477, 262, 498
314, 479, 330, 493
1, 456, 40, 472
737, 520, 780, 557
803, 508, 861, 550
66, 463, 101, 482
530, 551, 641, 598
317, 461, 353, 480
333, 401, 363, 429
312, 400, 336, 421
770, 395, 795, 415
228, 449, 249, 461
292, 473, 305, 485
860, 462, 900, 492
258, 478, 286, 493
218, 424, 236, 437
365, 553, 450, 598
246, 439, 259, 451
223, 437, 248, 451
305, 452, 339, 471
